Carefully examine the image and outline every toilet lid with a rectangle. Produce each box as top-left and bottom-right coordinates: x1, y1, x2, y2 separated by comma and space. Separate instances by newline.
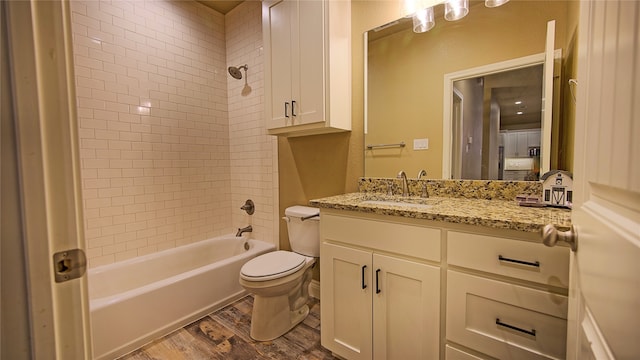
240, 251, 306, 282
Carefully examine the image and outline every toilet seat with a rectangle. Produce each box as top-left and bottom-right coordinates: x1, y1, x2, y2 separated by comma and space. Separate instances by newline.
240, 251, 306, 282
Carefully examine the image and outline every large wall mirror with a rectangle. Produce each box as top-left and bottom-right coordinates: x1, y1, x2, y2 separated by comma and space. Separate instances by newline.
364, 0, 577, 181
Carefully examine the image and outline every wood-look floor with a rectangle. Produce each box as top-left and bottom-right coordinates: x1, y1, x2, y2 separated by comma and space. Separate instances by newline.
118, 296, 337, 360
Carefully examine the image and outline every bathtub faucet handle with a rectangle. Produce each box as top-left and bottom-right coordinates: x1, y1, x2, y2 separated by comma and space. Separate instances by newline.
236, 225, 253, 237
241, 199, 255, 215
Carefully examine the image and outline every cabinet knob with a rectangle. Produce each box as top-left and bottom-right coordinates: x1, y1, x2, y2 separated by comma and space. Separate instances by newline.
541, 224, 577, 252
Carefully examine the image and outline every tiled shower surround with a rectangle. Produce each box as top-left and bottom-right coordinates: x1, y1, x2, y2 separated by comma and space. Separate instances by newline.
70, 0, 275, 267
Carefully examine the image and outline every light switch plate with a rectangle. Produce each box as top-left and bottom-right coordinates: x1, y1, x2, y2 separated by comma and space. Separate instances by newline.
413, 138, 429, 150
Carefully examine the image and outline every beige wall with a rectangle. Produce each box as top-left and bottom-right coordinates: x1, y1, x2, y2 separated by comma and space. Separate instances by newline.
366, 0, 570, 178
72, 0, 275, 267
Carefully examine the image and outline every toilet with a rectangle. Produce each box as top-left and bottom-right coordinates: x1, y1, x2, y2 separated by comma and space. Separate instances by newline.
239, 205, 320, 341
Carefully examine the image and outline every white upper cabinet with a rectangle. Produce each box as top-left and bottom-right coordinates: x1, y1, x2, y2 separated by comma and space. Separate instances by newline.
502, 129, 541, 158
263, 0, 351, 137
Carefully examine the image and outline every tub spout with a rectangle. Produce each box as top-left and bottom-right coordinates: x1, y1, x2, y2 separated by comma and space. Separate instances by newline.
236, 225, 253, 237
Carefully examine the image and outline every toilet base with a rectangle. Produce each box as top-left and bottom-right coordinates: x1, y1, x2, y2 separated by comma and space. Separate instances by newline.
249, 294, 310, 341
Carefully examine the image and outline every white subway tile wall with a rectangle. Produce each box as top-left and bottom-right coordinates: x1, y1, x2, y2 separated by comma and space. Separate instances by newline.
226, 1, 278, 249
71, 0, 275, 267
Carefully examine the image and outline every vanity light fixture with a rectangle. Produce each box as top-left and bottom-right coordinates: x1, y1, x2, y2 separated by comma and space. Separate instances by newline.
407, 0, 506, 33
517, 111, 524, 115
515, 100, 523, 105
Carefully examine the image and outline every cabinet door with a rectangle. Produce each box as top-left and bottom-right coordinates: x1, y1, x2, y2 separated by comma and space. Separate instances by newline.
516, 132, 529, 157
293, 0, 324, 126
504, 132, 534, 157
527, 130, 541, 149
264, 0, 293, 129
373, 254, 440, 360
320, 243, 373, 360
503, 132, 517, 157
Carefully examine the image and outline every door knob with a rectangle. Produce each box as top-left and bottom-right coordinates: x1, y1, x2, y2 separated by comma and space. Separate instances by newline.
541, 224, 577, 252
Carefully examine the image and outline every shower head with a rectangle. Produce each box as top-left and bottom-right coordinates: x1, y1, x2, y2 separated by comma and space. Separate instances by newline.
228, 64, 248, 80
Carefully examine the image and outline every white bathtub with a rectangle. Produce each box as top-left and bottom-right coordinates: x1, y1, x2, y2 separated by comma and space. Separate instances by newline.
88, 235, 275, 360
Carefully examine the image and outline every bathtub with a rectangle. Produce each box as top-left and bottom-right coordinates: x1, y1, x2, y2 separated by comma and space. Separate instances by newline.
88, 235, 275, 360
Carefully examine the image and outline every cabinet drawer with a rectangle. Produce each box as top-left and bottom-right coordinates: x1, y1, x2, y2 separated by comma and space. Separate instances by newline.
445, 345, 485, 360
321, 213, 441, 262
447, 270, 567, 360
448, 231, 569, 288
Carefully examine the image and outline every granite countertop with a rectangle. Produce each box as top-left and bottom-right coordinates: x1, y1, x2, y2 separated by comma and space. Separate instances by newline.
309, 192, 572, 233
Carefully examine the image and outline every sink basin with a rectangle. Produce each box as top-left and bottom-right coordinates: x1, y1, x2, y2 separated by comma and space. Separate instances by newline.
359, 199, 435, 210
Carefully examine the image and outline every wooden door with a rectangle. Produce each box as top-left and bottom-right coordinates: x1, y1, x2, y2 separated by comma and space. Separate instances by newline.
565, 1, 640, 358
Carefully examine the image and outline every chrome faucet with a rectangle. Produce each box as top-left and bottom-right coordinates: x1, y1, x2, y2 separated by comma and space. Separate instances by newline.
397, 170, 409, 197
417, 169, 429, 198
236, 225, 253, 237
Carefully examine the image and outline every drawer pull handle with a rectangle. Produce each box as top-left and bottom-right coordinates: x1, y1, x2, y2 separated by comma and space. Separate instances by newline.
285, 102, 290, 118
375, 269, 381, 294
291, 100, 297, 116
498, 255, 540, 268
496, 318, 537, 337
362, 265, 367, 289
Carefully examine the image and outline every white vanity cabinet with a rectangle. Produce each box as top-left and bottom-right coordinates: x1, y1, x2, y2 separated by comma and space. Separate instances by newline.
445, 230, 570, 360
320, 210, 441, 360
317, 205, 571, 360
262, 0, 351, 137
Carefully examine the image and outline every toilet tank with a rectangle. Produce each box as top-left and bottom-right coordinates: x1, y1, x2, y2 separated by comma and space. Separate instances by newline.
284, 206, 320, 257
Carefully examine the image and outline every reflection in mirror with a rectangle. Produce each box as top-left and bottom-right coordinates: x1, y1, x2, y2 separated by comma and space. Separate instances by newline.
364, 0, 575, 180
450, 60, 544, 181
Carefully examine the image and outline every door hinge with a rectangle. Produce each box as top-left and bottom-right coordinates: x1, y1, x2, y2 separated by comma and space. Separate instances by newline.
53, 249, 87, 283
